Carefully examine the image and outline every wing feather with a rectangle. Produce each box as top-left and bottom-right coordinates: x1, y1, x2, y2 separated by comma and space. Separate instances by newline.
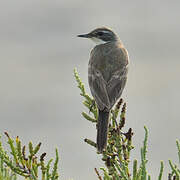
107, 67, 128, 108
88, 68, 110, 110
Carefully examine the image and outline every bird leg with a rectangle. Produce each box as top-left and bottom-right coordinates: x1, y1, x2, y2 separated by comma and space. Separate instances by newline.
89, 99, 96, 113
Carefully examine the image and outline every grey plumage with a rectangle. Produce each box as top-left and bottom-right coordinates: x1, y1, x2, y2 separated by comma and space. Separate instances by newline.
78, 27, 129, 152
88, 41, 128, 111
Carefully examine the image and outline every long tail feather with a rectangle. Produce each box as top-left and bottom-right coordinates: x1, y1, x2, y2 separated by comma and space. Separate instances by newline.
97, 109, 109, 153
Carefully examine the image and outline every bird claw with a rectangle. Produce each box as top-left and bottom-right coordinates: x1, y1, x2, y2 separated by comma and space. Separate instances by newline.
89, 100, 96, 114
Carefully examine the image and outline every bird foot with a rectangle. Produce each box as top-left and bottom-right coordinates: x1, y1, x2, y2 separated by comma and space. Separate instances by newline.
89, 100, 96, 113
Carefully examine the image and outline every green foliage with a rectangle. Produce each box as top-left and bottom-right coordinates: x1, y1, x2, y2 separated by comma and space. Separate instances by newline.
74, 68, 98, 121
168, 141, 180, 180
0, 133, 59, 180
74, 68, 180, 180
0, 156, 17, 180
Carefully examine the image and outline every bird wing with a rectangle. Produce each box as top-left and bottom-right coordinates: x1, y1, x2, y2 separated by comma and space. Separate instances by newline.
88, 67, 111, 110
107, 67, 128, 108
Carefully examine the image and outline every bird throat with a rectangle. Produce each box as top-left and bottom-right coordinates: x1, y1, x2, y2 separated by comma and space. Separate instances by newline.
90, 37, 107, 45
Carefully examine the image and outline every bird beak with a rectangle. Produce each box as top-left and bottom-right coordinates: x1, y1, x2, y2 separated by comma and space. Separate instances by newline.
77, 33, 91, 38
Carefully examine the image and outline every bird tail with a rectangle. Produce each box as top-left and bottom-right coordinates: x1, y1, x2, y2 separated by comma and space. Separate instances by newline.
97, 109, 110, 153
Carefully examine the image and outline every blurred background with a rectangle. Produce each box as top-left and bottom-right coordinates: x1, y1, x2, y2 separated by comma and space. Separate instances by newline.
0, 0, 180, 179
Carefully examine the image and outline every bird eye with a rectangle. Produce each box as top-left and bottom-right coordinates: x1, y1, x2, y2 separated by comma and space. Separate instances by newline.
97, 32, 104, 36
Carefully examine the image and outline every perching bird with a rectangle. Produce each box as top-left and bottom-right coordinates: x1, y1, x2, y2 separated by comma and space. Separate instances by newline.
78, 27, 129, 153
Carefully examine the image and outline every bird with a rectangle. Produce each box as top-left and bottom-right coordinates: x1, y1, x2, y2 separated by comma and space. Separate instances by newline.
77, 27, 129, 153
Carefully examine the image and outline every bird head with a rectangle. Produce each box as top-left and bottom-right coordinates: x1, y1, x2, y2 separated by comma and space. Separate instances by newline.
77, 27, 118, 45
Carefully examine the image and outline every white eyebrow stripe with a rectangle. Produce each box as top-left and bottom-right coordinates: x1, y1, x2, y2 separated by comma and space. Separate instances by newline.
101, 30, 112, 34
